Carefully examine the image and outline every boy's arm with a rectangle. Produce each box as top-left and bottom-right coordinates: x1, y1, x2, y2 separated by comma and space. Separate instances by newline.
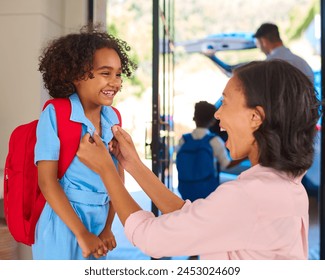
98, 162, 123, 250
37, 160, 107, 258
102, 162, 123, 230
98, 201, 117, 251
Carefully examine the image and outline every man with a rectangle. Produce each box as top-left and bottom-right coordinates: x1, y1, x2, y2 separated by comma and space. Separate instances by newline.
254, 22, 314, 83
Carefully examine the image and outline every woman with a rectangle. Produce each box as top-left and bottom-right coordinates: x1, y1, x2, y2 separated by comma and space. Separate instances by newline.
77, 60, 321, 260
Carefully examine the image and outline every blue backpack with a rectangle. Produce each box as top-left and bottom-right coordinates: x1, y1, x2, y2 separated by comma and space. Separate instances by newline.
176, 133, 220, 201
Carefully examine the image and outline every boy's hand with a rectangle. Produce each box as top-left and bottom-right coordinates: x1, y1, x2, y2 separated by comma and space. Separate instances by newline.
99, 229, 117, 252
76, 230, 108, 258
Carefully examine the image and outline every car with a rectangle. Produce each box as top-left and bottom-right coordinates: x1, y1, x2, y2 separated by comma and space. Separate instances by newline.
176, 32, 256, 76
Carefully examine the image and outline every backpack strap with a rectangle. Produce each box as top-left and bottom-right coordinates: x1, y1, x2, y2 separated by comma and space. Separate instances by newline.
182, 133, 193, 142
183, 133, 216, 143
111, 106, 122, 127
27, 99, 80, 245
43, 98, 82, 179
202, 133, 217, 143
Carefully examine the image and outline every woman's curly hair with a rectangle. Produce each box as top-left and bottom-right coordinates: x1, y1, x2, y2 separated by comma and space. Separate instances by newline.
234, 60, 321, 177
39, 24, 137, 98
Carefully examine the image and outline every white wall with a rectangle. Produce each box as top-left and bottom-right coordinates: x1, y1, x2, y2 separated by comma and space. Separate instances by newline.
0, 0, 107, 260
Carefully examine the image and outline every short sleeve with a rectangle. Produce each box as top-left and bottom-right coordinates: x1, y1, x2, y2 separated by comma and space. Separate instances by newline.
34, 104, 60, 164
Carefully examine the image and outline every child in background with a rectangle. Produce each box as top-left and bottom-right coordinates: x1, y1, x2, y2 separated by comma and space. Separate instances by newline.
176, 101, 239, 202
33, 24, 137, 259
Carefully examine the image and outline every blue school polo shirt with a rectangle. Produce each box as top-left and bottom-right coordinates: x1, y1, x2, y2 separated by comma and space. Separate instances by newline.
35, 93, 119, 194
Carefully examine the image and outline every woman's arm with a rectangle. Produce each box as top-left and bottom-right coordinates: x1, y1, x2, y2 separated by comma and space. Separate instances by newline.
37, 161, 107, 258
123, 158, 185, 213
110, 126, 185, 213
77, 131, 184, 225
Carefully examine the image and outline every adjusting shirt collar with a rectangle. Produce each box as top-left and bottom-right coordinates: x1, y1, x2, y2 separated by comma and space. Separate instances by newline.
68, 93, 120, 143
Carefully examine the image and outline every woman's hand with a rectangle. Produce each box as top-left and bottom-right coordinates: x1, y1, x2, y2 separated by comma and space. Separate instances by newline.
109, 126, 141, 172
77, 133, 114, 176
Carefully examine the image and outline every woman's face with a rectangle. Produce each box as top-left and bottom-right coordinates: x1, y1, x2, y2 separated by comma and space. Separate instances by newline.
215, 75, 262, 165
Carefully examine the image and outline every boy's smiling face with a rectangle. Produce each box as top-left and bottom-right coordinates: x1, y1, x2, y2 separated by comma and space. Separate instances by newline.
74, 47, 122, 108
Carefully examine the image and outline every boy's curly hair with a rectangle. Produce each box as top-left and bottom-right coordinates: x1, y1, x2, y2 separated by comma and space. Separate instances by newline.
39, 24, 137, 98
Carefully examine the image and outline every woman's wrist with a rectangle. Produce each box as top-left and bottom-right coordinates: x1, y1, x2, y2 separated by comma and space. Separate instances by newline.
126, 158, 146, 178
98, 154, 116, 176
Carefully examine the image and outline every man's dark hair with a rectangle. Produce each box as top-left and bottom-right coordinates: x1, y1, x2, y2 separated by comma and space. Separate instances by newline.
253, 23, 281, 43
234, 60, 321, 177
39, 23, 137, 98
193, 101, 217, 127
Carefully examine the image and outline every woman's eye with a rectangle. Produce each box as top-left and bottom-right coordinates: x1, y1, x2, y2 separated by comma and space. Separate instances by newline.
102, 72, 110, 76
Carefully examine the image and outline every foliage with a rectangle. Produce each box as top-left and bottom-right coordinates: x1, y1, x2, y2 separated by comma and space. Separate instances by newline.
287, 0, 320, 40
107, 22, 144, 100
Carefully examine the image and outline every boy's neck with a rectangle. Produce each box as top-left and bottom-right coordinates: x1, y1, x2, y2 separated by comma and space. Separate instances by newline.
84, 108, 102, 137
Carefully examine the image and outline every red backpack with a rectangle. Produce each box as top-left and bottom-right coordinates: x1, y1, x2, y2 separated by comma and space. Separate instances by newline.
3, 98, 121, 246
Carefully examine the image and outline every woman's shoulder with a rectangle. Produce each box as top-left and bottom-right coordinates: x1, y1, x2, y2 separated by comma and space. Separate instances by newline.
215, 165, 294, 196
232, 165, 306, 203
238, 164, 300, 184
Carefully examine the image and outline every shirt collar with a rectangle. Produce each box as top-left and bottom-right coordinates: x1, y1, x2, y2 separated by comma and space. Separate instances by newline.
269, 46, 287, 56
69, 93, 86, 123
69, 93, 120, 143
239, 164, 303, 185
193, 127, 211, 133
